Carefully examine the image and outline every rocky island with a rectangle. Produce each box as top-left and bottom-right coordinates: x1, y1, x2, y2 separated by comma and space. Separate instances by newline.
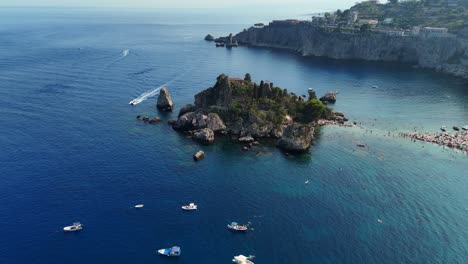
170, 74, 347, 152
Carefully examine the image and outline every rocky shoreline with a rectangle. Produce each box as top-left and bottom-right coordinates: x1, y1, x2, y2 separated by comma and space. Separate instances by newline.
164, 74, 349, 152
400, 131, 468, 152
212, 25, 468, 81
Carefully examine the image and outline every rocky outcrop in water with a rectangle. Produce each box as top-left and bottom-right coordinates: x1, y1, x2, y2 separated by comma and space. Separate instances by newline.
277, 123, 315, 152
320, 92, 337, 104
193, 128, 215, 144
204, 34, 215, 41
232, 25, 468, 80
171, 74, 342, 151
157, 87, 174, 111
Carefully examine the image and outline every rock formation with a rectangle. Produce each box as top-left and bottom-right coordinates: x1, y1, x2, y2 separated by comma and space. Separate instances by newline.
193, 150, 205, 161
320, 92, 337, 103
193, 128, 215, 144
277, 123, 315, 152
157, 87, 174, 111
204, 34, 215, 41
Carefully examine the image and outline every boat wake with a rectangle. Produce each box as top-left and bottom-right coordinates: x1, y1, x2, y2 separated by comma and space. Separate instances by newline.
129, 73, 184, 105
106, 49, 130, 67
129, 86, 163, 105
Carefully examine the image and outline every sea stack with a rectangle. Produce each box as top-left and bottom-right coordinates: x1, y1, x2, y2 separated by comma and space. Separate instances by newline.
157, 87, 174, 111
204, 34, 215, 41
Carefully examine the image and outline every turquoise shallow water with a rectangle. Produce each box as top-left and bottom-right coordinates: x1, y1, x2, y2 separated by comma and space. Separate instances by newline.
0, 8, 467, 264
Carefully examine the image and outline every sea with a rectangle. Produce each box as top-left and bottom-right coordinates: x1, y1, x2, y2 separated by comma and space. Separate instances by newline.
0, 7, 467, 264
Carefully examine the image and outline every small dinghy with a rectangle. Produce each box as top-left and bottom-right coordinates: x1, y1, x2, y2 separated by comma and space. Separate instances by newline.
462, 125, 468, 131
158, 246, 181, 257
134, 204, 144, 208
181, 203, 197, 211
440, 126, 447, 132
227, 222, 248, 232
232, 255, 255, 264
453, 126, 460, 131
63, 222, 83, 232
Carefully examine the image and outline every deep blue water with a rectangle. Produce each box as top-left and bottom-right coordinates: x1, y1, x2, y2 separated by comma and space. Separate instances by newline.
0, 8, 467, 264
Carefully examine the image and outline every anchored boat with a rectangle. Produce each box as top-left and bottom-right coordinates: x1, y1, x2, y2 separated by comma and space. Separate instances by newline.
158, 246, 181, 257
134, 204, 144, 208
227, 222, 248, 231
232, 255, 255, 264
181, 203, 197, 211
440, 126, 447, 132
63, 222, 83, 232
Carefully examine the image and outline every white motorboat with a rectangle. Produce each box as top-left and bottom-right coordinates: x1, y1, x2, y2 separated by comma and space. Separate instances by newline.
63, 222, 83, 232
232, 255, 255, 264
135, 204, 144, 208
181, 203, 197, 211
158, 246, 181, 257
129, 99, 137, 105
305, 180, 310, 185
227, 222, 248, 231
463, 125, 468, 131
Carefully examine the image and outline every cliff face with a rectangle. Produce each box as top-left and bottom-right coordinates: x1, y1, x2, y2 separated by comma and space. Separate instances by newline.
233, 25, 468, 80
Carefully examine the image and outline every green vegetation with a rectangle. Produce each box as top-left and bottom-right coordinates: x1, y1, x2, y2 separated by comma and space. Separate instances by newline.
221, 74, 329, 126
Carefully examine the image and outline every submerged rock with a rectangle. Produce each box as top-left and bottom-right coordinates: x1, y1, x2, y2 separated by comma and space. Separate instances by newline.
277, 123, 315, 152
193, 128, 215, 144
157, 87, 174, 111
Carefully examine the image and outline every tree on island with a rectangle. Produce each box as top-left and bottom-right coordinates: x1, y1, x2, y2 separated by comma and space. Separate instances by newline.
244, 73, 252, 82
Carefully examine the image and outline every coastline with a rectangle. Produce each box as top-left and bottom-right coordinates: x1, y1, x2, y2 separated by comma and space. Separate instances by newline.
213, 26, 468, 81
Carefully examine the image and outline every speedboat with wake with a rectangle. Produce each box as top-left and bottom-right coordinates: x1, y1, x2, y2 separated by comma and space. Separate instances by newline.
157, 246, 181, 257
181, 203, 197, 211
227, 222, 248, 232
63, 222, 83, 232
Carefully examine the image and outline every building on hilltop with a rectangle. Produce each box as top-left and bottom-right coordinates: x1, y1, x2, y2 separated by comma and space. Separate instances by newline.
420, 27, 449, 37
254, 23, 265, 29
357, 19, 379, 27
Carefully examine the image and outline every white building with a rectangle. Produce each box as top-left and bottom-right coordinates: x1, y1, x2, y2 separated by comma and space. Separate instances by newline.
420, 27, 448, 37
357, 19, 379, 27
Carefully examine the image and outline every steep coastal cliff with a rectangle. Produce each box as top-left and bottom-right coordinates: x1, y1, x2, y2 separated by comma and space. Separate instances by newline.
229, 25, 468, 80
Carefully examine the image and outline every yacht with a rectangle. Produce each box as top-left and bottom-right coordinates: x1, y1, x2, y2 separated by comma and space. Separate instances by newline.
181, 203, 197, 211
157, 246, 181, 257
63, 222, 83, 232
227, 222, 248, 231
232, 255, 255, 264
